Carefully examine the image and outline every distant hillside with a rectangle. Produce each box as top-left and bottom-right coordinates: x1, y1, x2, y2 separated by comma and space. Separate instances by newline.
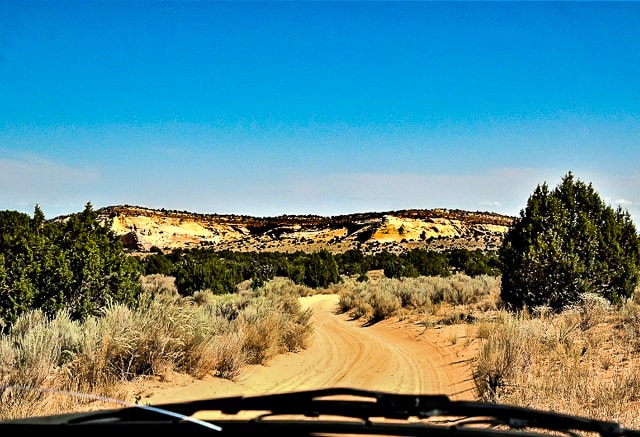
95, 205, 515, 254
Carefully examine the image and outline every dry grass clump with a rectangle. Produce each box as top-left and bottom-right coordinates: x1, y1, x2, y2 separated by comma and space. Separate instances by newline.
139, 273, 178, 297
6, 269, 640, 430
209, 332, 246, 380
0, 275, 314, 420
336, 273, 500, 325
337, 274, 640, 428
472, 290, 640, 429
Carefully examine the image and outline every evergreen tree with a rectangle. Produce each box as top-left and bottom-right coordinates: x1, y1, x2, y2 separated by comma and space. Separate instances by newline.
53, 202, 142, 319
448, 248, 500, 277
405, 249, 451, 277
0, 203, 142, 329
142, 252, 175, 276
303, 249, 341, 288
499, 172, 640, 311
335, 248, 367, 277
172, 249, 244, 295
0, 209, 41, 328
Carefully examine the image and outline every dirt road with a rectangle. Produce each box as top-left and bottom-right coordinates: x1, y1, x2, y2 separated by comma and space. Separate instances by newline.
142, 294, 477, 404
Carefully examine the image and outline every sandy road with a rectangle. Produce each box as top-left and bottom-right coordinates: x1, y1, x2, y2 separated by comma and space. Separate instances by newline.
143, 293, 477, 404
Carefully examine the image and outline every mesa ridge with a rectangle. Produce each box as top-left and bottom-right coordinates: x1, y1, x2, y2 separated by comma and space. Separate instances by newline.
95, 205, 515, 254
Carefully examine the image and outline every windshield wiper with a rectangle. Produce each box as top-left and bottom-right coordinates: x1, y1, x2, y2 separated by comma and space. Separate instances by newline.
150, 387, 638, 437
6, 387, 639, 437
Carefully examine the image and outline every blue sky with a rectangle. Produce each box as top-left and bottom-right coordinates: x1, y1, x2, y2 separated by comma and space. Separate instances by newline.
1, 1, 639, 224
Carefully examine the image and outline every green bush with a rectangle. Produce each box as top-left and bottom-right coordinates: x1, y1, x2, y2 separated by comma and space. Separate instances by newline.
499, 172, 640, 311
303, 249, 341, 288
0, 203, 142, 330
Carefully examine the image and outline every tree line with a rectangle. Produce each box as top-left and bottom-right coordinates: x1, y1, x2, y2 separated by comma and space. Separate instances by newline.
0, 204, 498, 331
1, 172, 639, 331
138, 245, 500, 296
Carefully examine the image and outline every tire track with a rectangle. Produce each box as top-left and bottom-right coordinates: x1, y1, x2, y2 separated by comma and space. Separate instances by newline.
143, 294, 476, 404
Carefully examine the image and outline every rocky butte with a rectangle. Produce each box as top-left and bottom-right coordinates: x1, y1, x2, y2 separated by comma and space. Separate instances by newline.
95, 205, 515, 255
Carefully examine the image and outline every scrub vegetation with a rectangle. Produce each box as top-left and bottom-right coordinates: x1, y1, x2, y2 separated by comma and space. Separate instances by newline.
1, 172, 640, 426
0, 275, 316, 419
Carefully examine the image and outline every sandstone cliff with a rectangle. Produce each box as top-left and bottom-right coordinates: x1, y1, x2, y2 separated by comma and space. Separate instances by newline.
95, 205, 514, 254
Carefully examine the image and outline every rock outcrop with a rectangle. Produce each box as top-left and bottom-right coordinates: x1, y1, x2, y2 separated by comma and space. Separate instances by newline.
95, 205, 514, 254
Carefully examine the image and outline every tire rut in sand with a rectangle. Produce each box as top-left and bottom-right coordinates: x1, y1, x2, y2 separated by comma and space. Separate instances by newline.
142, 293, 476, 404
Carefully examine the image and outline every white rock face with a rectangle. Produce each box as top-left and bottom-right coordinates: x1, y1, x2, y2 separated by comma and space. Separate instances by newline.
97, 205, 513, 253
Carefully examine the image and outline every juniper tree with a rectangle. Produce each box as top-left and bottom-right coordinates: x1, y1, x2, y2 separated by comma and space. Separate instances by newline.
0, 203, 142, 330
499, 172, 640, 311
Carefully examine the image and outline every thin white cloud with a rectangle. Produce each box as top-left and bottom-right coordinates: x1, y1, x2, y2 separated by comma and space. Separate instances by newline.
479, 201, 504, 209
255, 168, 550, 217
0, 156, 100, 216
613, 198, 634, 207
247, 168, 640, 227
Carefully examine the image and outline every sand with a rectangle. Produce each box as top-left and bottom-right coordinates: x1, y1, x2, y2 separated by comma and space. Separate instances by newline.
138, 293, 477, 405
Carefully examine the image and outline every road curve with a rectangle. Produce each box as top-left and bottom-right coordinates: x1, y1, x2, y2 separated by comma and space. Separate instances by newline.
143, 293, 476, 404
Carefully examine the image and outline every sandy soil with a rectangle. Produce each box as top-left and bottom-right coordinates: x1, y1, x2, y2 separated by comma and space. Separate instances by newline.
138, 294, 478, 405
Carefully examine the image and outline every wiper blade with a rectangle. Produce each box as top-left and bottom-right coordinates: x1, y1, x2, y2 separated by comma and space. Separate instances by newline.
40, 387, 639, 437
148, 387, 639, 437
